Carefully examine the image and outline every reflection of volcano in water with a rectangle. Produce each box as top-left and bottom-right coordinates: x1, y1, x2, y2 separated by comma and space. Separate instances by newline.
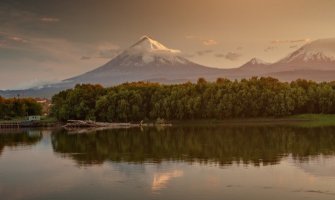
152, 170, 183, 191
51, 126, 335, 166
293, 156, 335, 177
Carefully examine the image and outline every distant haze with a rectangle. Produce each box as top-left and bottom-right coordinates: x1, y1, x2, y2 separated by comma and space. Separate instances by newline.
1, 0, 335, 89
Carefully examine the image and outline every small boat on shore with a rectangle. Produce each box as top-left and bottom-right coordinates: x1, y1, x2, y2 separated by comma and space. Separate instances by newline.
62, 120, 172, 133
62, 120, 140, 129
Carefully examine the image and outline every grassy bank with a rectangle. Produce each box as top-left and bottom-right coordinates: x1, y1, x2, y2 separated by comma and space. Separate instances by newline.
288, 114, 335, 127
171, 114, 335, 127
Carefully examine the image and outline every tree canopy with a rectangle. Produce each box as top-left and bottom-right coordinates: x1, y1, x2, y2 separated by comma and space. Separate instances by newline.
0, 97, 42, 120
51, 78, 335, 122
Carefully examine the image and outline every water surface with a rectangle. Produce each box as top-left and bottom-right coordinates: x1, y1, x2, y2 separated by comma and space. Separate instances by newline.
1, 125, 335, 200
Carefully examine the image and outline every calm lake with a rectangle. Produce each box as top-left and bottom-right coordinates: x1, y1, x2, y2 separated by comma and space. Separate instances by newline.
1, 124, 335, 200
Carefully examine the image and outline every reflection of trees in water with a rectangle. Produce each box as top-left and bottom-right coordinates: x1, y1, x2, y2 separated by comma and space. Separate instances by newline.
51, 126, 335, 166
0, 130, 43, 155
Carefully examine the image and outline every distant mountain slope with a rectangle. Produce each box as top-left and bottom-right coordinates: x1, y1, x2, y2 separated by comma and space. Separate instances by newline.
277, 38, 335, 69
230, 38, 335, 78
240, 58, 270, 69
232, 57, 271, 76
265, 70, 335, 82
265, 38, 335, 73
0, 86, 68, 99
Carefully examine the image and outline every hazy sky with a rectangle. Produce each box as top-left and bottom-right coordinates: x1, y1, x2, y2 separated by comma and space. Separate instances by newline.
1, 0, 335, 89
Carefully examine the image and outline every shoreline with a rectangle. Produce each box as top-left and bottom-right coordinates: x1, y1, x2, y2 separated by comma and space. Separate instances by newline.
1, 114, 335, 130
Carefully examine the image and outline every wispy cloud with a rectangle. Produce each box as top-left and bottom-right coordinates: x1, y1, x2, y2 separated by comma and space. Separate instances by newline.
0, 31, 30, 49
80, 56, 91, 60
182, 53, 195, 58
81, 43, 121, 60
0, 3, 57, 26
96, 43, 121, 59
215, 53, 225, 58
183, 49, 214, 58
202, 39, 218, 46
289, 45, 298, 49
40, 17, 60, 22
8, 36, 26, 42
0, 30, 120, 62
264, 46, 277, 52
223, 52, 242, 61
215, 52, 242, 61
10, 78, 61, 90
271, 38, 311, 44
236, 46, 243, 51
196, 49, 213, 56
185, 35, 199, 40
186, 35, 218, 46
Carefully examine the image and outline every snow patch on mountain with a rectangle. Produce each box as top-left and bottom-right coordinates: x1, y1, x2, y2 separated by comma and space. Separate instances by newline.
279, 38, 335, 63
121, 36, 185, 65
238, 57, 270, 72
129, 36, 180, 53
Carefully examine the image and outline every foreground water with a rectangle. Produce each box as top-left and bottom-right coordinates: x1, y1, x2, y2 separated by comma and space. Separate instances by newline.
1, 125, 335, 200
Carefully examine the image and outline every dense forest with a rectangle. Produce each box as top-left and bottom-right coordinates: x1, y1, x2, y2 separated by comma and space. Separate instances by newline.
0, 97, 42, 120
51, 77, 335, 122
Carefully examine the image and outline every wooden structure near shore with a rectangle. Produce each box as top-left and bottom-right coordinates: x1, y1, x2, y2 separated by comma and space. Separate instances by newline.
62, 120, 172, 131
63, 120, 140, 129
0, 119, 171, 130
0, 120, 57, 129
0, 122, 20, 129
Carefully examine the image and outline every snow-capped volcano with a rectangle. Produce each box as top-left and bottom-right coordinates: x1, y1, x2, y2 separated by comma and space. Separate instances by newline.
115, 36, 187, 66
276, 38, 335, 70
65, 36, 222, 85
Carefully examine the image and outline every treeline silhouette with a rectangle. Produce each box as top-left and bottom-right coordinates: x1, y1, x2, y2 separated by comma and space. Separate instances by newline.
51, 125, 335, 166
51, 77, 335, 121
0, 97, 42, 120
